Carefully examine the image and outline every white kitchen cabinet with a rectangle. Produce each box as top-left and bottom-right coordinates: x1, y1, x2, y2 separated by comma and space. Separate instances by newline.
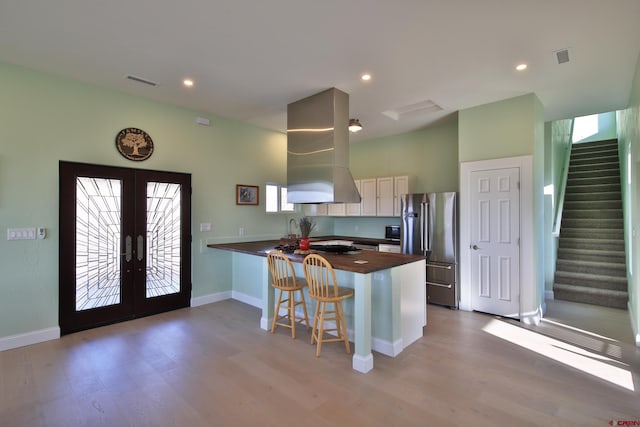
378, 243, 401, 253
302, 203, 328, 216
360, 178, 378, 216
346, 179, 361, 216
393, 175, 414, 216
376, 176, 394, 217
327, 203, 345, 216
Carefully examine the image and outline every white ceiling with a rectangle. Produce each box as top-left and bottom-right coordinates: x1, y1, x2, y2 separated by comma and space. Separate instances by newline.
1, 0, 639, 143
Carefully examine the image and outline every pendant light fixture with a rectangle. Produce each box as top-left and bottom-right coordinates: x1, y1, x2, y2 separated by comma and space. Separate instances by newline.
348, 118, 363, 133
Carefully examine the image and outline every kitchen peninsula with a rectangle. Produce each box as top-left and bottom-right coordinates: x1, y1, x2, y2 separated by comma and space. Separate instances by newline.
208, 239, 426, 373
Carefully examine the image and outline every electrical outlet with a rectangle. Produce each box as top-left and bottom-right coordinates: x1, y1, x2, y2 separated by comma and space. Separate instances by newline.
239, 227, 245, 236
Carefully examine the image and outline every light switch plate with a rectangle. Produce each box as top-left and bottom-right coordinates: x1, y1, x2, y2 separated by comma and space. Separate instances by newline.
7, 228, 36, 240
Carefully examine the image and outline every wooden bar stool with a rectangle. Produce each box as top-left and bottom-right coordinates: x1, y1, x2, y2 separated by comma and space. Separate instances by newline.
266, 250, 310, 339
302, 254, 354, 356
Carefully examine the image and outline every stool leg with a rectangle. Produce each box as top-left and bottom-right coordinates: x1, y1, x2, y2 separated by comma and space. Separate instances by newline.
288, 290, 296, 339
311, 300, 320, 345
316, 301, 326, 357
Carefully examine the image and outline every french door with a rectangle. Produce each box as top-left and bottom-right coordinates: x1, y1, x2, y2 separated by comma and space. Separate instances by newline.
59, 161, 191, 334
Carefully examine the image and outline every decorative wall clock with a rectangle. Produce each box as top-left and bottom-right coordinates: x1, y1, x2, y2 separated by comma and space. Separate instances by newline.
115, 127, 154, 161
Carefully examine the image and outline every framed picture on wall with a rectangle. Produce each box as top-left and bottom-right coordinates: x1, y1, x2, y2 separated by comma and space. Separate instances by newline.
236, 184, 259, 205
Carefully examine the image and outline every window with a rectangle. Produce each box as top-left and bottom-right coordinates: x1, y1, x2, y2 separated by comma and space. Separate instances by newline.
266, 183, 294, 213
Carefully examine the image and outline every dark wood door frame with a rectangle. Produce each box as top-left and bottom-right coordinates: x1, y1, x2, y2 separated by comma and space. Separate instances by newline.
59, 161, 192, 334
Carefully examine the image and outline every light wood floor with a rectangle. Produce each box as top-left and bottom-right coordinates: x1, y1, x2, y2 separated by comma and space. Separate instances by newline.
1, 300, 639, 426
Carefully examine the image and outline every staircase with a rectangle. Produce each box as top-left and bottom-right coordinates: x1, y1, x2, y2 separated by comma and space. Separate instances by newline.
553, 139, 628, 309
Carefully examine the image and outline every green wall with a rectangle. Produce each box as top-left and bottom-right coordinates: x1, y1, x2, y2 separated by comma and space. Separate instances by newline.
0, 61, 290, 338
334, 116, 459, 238
349, 116, 459, 192
617, 52, 640, 345
459, 94, 536, 162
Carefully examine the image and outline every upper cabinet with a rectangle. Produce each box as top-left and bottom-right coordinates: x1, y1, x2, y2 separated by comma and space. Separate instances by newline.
376, 177, 395, 216
360, 178, 378, 216
327, 202, 346, 216
302, 203, 328, 216
345, 179, 361, 216
299, 175, 413, 217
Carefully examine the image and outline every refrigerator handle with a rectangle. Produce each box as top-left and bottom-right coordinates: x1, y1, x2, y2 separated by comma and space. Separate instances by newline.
426, 200, 433, 252
420, 202, 426, 252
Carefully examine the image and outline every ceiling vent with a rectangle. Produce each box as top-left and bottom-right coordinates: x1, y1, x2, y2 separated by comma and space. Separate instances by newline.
554, 48, 571, 65
125, 74, 159, 87
382, 99, 443, 121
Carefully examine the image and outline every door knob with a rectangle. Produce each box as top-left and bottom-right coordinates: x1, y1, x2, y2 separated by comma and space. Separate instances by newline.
471, 244, 480, 250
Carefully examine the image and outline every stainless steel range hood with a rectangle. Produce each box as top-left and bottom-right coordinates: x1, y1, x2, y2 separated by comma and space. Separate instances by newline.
287, 88, 361, 204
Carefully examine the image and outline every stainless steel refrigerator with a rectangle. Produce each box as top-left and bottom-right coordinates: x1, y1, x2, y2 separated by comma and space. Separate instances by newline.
400, 192, 458, 308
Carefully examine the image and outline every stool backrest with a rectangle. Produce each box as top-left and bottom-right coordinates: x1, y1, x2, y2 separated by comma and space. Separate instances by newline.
302, 254, 339, 298
267, 250, 298, 289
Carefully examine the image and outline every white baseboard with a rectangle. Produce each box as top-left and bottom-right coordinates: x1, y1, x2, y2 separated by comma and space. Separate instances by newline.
305, 317, 401, 357
352, 353, 374, 373
231, 291, 262, 308
372, 337, 403, 357
628, 301, 640, 347
191, 291, 232, 307
520, 305, 543, 326
192, 290, 261, 309
0, 327, 60, 352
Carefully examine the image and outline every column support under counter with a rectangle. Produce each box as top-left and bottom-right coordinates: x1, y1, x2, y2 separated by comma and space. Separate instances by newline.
352, 273, 374, 373
260, 258, 274, 331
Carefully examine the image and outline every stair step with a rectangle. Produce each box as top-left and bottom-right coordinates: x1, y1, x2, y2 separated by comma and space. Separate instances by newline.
564, 191, 621, 202
556, 247, 625, 263
555, 139, 624, 310
571, 145, 618, 160
558, 237, 624, 251
561, 218, 623, 229
559, 228, 624, 239
553, 284, 628, 309
553, 271, 627, 291
565, 183, 621, 194
561, 209, 622, 219
568, 168, 620, 179
571, 139, 618, 150
555, 259, 626, 276
570, 154, 620, 166
563, 200, 622, 210
567, 175, 620, 186
570, 162, 619, 173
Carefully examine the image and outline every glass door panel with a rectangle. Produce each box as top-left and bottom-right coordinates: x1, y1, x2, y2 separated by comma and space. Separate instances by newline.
146, 181, 181, 298
75, 177, 123, 310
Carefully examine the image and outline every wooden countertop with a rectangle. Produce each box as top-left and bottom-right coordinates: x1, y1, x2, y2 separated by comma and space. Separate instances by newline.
207, 240, 423, 274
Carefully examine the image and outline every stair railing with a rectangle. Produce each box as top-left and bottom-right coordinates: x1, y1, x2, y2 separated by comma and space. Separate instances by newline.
552, 119, 575, 236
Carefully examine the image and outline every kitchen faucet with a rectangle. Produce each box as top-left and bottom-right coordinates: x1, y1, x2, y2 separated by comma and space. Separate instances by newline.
288, 218, 297, 237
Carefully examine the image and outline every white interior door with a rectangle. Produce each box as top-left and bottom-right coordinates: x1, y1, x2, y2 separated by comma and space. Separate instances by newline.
470, 167, 520, 317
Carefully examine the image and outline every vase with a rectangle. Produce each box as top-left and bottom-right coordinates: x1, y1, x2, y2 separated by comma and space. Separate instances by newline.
299, 237, 310, 251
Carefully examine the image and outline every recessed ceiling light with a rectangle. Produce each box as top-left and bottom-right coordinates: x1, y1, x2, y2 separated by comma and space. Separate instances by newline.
361, 73, 371, 81
183, 79, 194, 87
515, 63, 528, 71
